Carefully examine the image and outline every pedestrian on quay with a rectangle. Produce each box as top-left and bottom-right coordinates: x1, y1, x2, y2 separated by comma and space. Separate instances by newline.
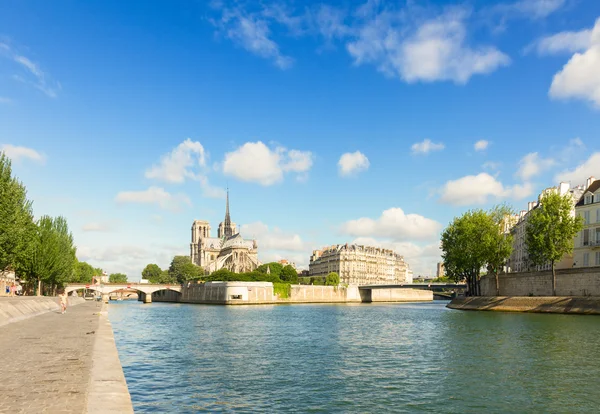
59, 290, 68, 314
10, 283, 15, 296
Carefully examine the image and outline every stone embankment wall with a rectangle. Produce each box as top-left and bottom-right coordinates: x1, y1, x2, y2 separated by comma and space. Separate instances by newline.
151, 282, 433, 305
480, 267, 600, 297
448, 296, 600, 315
0, 296, 85, 327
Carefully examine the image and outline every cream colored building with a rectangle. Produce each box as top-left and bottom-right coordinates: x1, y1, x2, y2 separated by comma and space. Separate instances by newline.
436, 262, 445, 278
507, 181, 584, 273
309, 244, 412, 285
574, 177, 600, 268
190, 192, 259, 273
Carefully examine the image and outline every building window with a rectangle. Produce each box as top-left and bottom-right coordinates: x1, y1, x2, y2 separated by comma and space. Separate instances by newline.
595, 194, 600, 203
597, 208, 600, 223
596, 252, 600, 266
231, 295, 242, 300
583, 229, 590, 246
584, 211, 590, 224
583, 253, 589, 267
585, 195, 593, 205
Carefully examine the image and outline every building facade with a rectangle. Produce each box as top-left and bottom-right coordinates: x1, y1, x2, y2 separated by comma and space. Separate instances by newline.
190, 192, 259, 274
436, 262, 445, 278
507, 181, 586, 273
309, 244, 412, 285
574, 177, 600, 268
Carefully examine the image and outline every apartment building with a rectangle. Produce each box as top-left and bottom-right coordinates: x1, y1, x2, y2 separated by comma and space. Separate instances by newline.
574, 177, 600, 268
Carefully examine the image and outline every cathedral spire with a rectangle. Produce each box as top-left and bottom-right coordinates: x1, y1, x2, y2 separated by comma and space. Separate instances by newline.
223, 188, 233, 238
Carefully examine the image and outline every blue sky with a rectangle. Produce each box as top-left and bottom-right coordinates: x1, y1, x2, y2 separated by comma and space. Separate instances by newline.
1, 0, 600, 278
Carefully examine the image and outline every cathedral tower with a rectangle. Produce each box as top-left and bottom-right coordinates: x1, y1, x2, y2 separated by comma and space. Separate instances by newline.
218, 189, 237, 238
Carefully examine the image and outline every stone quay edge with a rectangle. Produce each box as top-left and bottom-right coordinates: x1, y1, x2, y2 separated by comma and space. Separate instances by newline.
447, 296, 600, 315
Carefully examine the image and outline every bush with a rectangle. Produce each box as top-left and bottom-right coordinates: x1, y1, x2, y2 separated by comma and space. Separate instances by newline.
273, 282, 291, 299
326, 272, 340, 286
298, 277, 311, 285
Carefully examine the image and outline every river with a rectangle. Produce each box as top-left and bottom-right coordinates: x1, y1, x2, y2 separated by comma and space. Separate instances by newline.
108, 301, 600, 413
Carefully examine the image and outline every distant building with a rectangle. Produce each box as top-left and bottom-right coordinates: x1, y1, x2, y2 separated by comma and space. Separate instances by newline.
190, 191, 259, 273
507, 181, 584, 273
278, 259, 296, 269
309, 243, 412, 285
574, 177, 600, 268
436, 262, 445, 278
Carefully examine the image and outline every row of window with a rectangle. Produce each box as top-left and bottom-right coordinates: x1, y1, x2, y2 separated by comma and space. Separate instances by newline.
581, 227, 600, 246
582, 252, 600, 267
580, 209, 600, 225
584, 193, 600, 205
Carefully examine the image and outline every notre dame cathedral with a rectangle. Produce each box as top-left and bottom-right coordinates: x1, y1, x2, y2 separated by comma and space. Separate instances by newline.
190, 191, 259, 273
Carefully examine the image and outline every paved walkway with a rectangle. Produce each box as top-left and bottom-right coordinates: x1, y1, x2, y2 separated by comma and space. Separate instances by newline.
0, 300, 102, 413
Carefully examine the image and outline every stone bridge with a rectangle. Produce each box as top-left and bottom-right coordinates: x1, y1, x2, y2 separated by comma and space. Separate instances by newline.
65, 283, 181, 303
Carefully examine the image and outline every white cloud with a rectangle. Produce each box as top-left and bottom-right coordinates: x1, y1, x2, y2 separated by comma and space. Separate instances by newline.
222, 141, 313, 186
515, 152, 555, 180
439, 173, 533, 205
0, 42, 60, 98
82, 222, 113, 232
549, 18, 600, 108
347, 8, 510, 84
532, 28, 592, 55
314, 5, 351, 42
341, 208, 442, 241
145, 138, 206, 183
509, 0, 566, 19
213, 7, 293, 69
555, 152, 600, 185
482, 161, 501, 170
145, 139, 225, 199
338, 151, 369, 176
0, 144, 46, 163
115, 186, 191, 212
411, 139, 445, 155
474, 140, 490, 151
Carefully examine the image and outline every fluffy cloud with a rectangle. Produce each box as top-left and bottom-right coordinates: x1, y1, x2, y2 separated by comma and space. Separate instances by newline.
508, 0, 566, 19
555, 152, 600, 185
115, 186, 191, 212
474, 140, 490, 151
338, 151, 369, 176
532, 28, 592, 55
0, 144, 45, 163
549, 18, 600, 108
145, 139, 206, 183
515, 152, 555, 180
145, 139, 224, 199
0, 42, 60, 98
347, 8, 510, 84
411, 139, 445, 155
439, 173, 533, 205
341, 208, 442, 241
212, 6, 293, 69
222, 141, 313, 186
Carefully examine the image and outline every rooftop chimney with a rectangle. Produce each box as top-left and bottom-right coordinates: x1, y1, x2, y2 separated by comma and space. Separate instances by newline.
586, 176, 596, 190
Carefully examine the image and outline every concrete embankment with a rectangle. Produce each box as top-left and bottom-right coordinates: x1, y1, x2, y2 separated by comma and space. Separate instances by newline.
448, 296, 600, 315
0, 296, 85, 327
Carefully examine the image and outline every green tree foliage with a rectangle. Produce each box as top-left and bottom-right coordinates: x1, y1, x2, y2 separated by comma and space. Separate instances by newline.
168, 255, 201, 283
26, 215, 77, 292
441, 207, 513, 296
526, 191, 584, 296
109, 273, 128, 283
0, 153, 35, 274
280, 265, 298, 283
256, 262, 284, 278
142, 263, 163, 283
488, 204, 515, 296
73, 260, 95, 283
326, 272, 340, 286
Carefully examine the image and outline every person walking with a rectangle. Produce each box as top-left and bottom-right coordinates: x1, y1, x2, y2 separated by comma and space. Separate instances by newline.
59, 290, 68, 314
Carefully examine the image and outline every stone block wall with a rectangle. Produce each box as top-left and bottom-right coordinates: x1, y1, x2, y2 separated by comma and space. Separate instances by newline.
369, 288, 433, 302
480, 267, 600, 296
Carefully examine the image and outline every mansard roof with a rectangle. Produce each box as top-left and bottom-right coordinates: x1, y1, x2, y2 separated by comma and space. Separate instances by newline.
576, 180, 600, 207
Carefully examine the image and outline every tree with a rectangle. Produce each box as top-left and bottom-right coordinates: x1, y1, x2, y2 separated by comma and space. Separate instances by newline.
280, 265, 298, 283
168, 256, 201, 283
487, 204, 515, 296
109, 273, 128, 283
73, 261, 95, 283
257, 262, 283, 278
0, 152, 35, 275
142, 263, 163, 283
441, 209, 512, 296
26, 215, 77, 295
326, 272, 340, 286
526, 191, 583, 296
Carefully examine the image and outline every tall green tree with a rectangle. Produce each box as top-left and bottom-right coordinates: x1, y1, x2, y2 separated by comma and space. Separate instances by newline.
0, 152, 35, 275
26, 215, 77, 294
257, 262, 283, 278
280, 265, 298, 283
109, 273, 128, 283
168, 255, 201, 283
526, 191, 583, 296
326, 272, 340, 286
441, 208, 513, 296
488, 204, 515, 296
142, 263, 163, 283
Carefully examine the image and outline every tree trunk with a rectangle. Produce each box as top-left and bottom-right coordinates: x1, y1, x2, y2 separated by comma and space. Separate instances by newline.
552, 260, 556, 296
495, 271, 500, 297
36, 279, 41, 296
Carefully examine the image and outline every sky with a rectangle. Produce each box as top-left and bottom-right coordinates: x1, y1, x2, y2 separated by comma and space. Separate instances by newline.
1, 0, 600, 279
